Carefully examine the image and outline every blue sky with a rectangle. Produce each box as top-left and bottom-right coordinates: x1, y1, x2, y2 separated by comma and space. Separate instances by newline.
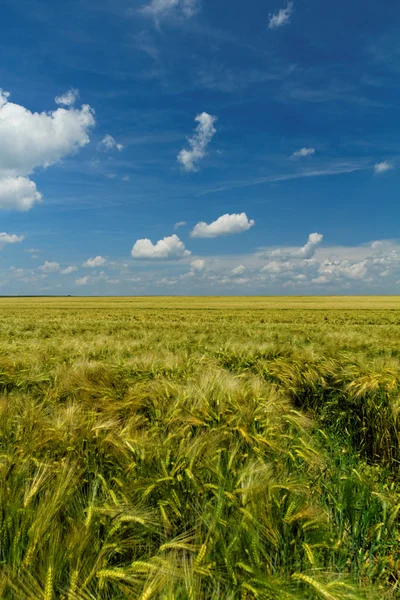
1, 0, 400, 294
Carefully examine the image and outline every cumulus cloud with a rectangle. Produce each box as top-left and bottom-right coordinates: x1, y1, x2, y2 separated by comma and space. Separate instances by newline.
291, 147, 315, 159
318, 259, 368, 280
261, 260, 295, 274
98, 134, 124, 152
296, 232, 323, 258
156, 277, 178, 286
180, 258, 206, 280
131, 234, 191, 260
190, 259, 206, 272
39, 261, 60, 273
0, 88, 95, 210
191, 212, 255, 238
61, 266, 78, 274
141, 0, 199, 19
75, 271, 119, 286
83, 256, 106, 267
374, 161, 393, 174
0, 177, 42, 211
268, 2, 293, 28
178, 112, 216, 172
268, 232, 323, 260
75, 276, 90, 286
55, 88, 79, 106
0, 232, 24, 244
231, 265, 245, 275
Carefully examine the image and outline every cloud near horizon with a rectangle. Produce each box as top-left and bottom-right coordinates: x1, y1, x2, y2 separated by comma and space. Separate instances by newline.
61, 266, 77, 274
131, 234, 191, 259
38, 261, 60, 273
83, 256, 106, 267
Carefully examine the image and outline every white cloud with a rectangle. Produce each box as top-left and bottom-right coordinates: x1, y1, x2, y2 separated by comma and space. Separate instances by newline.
0, 232, 24, 244
39, 261, 60, 273
157, 277, 178, 286
318, 259, 368, 280
141, 0, 199, 19
174, 221, 187, 230
291, 147, 315, 159
268, 232, 323, 259
261, 260, 295, 274
180, 258, 206, 280
83, 256, 106, 267
296, 232, 323, 258
74, 271, 118, 286
374, 161, 393, 174
61, 266, 78, 274
190, 259, 206, 272
0, 88, 95, 210
75, 276, 90, 286
131, 234, 191, 260
98, 134, 124, 152
311, 275, 329, 285
268, 2, 293, 29
55, 88, 79, 107
0, 177, 42, 211
178, 112, 216, 172
191, 212, 255, 238
231, 265, 245, 275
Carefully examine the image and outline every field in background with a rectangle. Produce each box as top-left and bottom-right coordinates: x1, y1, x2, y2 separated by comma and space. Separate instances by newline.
0, 297, 399, 599
3, 295, 400, 309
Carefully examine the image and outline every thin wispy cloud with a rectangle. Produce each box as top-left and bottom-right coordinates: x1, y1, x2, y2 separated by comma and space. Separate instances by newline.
374, 161, 394, 174
174, 221, 187, 230
134, 31, 159, 60
291, 147, 315, 159
268, 2, 293, 29
98, 135, 124, 152
178, 112, 217, 172
55, 88, 79, 107
198, 163, 370, 196
141, 0, 199, 19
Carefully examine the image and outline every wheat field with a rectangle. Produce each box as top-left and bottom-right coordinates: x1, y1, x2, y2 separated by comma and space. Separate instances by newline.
0, 296, 399, 599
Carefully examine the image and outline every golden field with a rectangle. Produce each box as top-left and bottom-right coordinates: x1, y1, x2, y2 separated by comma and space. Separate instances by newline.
0, 296, 399, 599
